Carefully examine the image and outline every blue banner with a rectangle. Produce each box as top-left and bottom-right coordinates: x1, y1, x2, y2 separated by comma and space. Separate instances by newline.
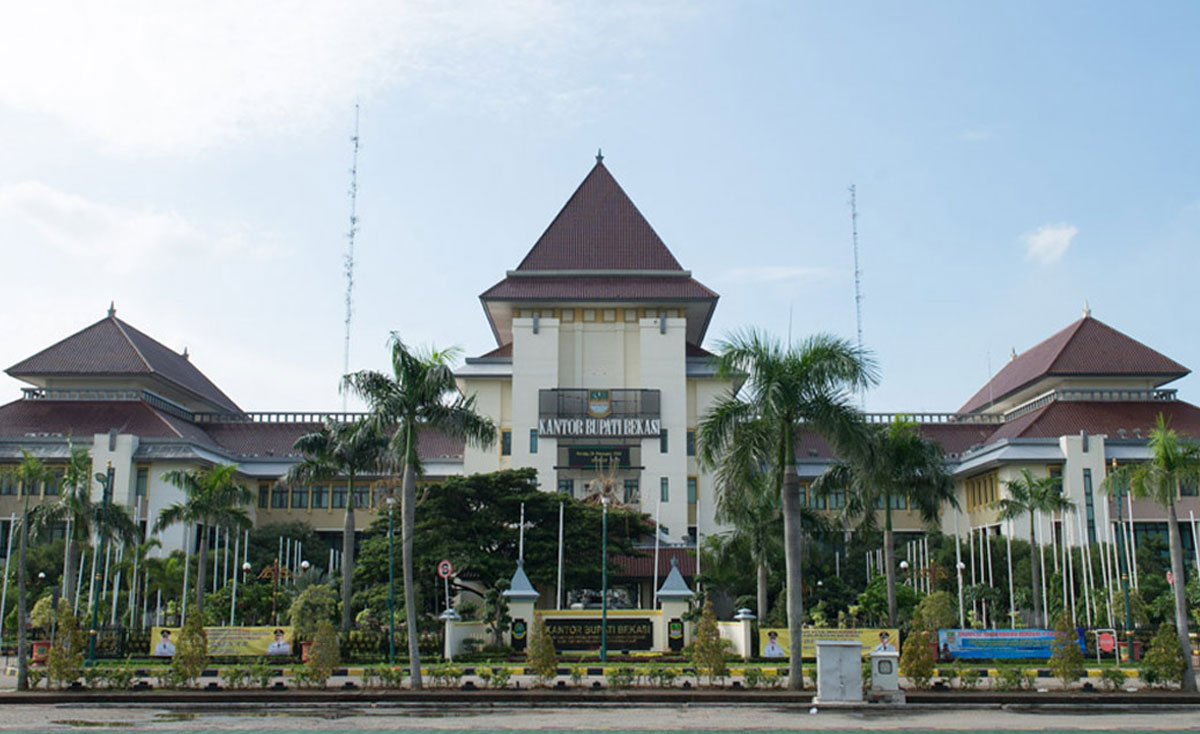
937, 628, 1085, 660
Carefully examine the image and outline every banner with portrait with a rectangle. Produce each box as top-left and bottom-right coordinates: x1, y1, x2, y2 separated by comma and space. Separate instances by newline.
150, 626, 295, 657
937, 628, 1083, 660
758, 627, 899, 659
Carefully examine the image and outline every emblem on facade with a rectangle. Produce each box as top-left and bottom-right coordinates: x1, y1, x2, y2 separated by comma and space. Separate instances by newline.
587, 389, 611, 417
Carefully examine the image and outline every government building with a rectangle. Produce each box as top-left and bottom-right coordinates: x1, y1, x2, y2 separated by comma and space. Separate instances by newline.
1, 157, 1197, 588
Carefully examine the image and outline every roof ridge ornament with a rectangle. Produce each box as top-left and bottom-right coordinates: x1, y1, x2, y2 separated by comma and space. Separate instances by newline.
1083, 299, 1091, 318
108, 301, 116, 318
596, 148, 603, 163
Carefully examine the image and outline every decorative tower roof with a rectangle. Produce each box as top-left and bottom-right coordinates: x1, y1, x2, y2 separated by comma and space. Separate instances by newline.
656, 556, 695, 601
502, 560, 540, 602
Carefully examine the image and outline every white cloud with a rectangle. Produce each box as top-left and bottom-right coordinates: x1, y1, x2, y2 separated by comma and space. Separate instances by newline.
1022, 223, 1077, 265
724, 266, 832, 283
0, 181, 280, 275
0, 1, 689, 156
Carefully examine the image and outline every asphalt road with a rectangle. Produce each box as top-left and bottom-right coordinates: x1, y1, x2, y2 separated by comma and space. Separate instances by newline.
2, 703, 1199, 732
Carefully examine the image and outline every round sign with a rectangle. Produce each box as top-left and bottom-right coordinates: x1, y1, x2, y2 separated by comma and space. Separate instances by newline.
1098, 631, 1115, 653
437, 559, 453, 579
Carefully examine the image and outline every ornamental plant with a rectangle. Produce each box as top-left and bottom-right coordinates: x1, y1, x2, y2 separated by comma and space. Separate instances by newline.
46, 605, 85, 689
526, 618, 558, 686
1140, 623, 1186, 688
899, 629, 934, 689
1048, 610, 1084, 688
690, 600, 729, 685
306, 619, 341, 687
171, 603, 208, 687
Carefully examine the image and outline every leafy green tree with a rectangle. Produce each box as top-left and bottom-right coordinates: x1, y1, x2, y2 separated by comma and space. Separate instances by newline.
30, 445, 140, 606
155, 464, 252, 614
813, 417, 955, 626
526, 617, 558, 686
858, 575, 920, 626
5, 450, 54, 690
709, 458, 784, 621
1048, 610, 1084, 688
699, 329, 877, 690
913, 591, 957, 631
994, 468, 1072, 628
483, 580, 511, 648
344, 336, 497, 689
306, 619, 341, 686
288, 585, 338, 640
1104, 414, 1199, 692
900, 628, 934, 688
46, 605, 85, 689
287, 418, 386, 634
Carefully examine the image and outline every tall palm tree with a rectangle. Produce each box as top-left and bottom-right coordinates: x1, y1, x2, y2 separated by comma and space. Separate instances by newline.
287, 417, 387, 633
343, 336, 496, 690
30, 445, 140, 607
1104, 414, 1198, 692
698, 329, 876, 690
6, 450, 53, 690
994, 468, 1071, 628
713, 467, 782, 621
813, 417, 956, 626
153, 463, 251, 614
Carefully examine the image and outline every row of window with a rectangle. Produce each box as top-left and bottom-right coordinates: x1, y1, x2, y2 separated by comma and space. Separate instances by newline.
965, 471, 999, 512
257, 483, 391, 511
501, 430, 698, 456
0, 467, 151, 498
552, 476, 701, 506
799, 483, 908, 511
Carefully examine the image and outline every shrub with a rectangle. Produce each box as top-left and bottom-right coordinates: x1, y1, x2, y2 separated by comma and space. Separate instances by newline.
742, 667, 765, 689
1048, 610, 1084, 688
913, 592, 957, 631
171, 603, 208, 687
690, 601, 729, 685
900, 629, 934, 689
1140, 623, 1186, 688
427, 663, 463, 688
287, 586, 338, 641
488, 666, 512, 689
569, 664, 585, 687
247, 662, 275, 688
954, 663, 982, 691
46, 606, 85, 689
526, 619, 558, 686
222, 666, 252, 689
996, 666, 1033, 691
1100, 667, 1128, 692
649, 667, 679, 688
305, 620, 340, 687
363, 664, 404, 688
606, 667, 636, 689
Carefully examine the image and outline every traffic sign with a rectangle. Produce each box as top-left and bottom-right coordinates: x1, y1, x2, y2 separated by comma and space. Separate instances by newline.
1098, 631, 1115, 653
437, 559, 453, 579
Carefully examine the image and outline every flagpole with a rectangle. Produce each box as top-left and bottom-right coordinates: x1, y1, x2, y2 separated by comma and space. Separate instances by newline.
953, 509, 964, 627
0, 513, 14, 647
518, 502, 525, 563
556, 502, 564, 610
652, 496, 661, 609
1006, 519, 1015, 627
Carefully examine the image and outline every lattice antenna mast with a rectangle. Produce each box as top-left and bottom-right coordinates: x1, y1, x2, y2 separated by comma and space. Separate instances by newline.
342, 103, 360, 412
849, 184, 864, 405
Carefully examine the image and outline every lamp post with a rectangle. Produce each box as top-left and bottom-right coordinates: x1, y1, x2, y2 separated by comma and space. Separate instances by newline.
87, 463, 113, 665
956, 562, 967, 627
600, 495, 609, 663
899, 559, 910, 586
387, 495, 396, 665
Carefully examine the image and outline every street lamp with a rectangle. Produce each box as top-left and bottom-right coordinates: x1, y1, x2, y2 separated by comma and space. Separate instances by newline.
301, 560, 311, 573
242, 561, 252, 583
600, 495, 609, 663
956, 562, 966, 627
386, 495, 396, 665
899, 559, 910, 587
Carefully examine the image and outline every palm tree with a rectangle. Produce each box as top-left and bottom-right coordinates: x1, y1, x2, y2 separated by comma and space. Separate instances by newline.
698, 329, 876, 690
713, 467, 782, 620
994, 468, 1071, 628
343, 336, 496, 690
153, 463, 251, 614
287, 417, 387, 633
6, 450, 53, 690
1104, 414, 1198, 692
30, 444, 140, 607
813, 417, 956, 626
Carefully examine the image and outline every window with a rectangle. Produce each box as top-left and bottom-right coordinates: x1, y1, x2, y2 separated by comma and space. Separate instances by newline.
660, 429, 669, 454
529, 429, 538, 454
135, 468, 149, 497
43, 470, 62, 495
799, 482, 808, 506
686, 430, 696, 457
623, 478, 639, 504
311, 484, 328, 509
501, 430, 512, 456
353, 484, 370, 509
660, 477, 669, 502
687, 477, 698, 504
1083, 468, 1096, 544
0, 474, 15, 495
890, 495, 907, 510
258, 483, 270, 509
271, 485, 288, 508
810, 492, 826, 510
557, 478, 574, 494
829, 489, 845, 510
291, 485, 309, 509
1181, 477, 1199, 497
331, 483, 347, 509
49, 522, 67, 541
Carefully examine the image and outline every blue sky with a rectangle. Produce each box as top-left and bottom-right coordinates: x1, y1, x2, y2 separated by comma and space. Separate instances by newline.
1, 1, 1197, 413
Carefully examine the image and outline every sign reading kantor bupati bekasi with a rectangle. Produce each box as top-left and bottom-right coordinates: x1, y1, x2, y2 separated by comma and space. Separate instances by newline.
539, 388, 662, 437
542, 617, 654, 650
538, 417, 662, 437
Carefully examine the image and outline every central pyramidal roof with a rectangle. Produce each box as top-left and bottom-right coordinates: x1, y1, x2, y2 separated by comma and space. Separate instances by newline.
478, 156, 717, 347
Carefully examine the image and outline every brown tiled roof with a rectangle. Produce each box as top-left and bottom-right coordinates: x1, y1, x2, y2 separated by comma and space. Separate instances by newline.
202, 422, 466, 460
0, 399, 210, 443
7, 313, 241, 413
686, 342, 715, 359
473, 343, 512, 360
983, 399, 1200, 442
613, 547, 696, 578
515, 161, 684, 272
795, 422, 995, 460
481, 275, 717, 302
959, 316, 1189, 414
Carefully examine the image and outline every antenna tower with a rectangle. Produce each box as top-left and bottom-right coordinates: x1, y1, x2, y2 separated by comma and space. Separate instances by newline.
342, 104, 360, 412
849, 184, 863, 356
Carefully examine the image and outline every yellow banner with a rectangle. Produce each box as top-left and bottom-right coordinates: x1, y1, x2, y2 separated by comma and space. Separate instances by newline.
758, 627, 899, 659
150, 626, 295, 657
